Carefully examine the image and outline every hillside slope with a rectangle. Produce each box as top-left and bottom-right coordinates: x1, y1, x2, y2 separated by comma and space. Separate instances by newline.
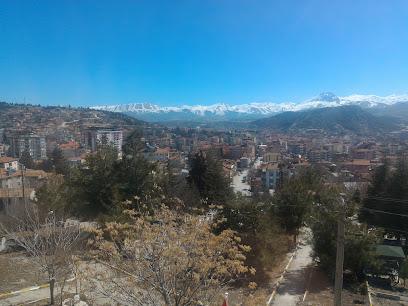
253, 105, 399, 135
367, 102, 408, 121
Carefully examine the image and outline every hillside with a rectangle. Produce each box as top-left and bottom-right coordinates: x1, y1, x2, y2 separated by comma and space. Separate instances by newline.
0, 101, 144, 133
367, 102, 408, 121
252, 105, 399, 135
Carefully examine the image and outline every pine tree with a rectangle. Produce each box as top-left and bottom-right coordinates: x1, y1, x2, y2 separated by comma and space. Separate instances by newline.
67, 145, 157, 219
68, 145, 120, 218
51, 146, 68, 175
311, 187, 380, 280
117, 154, 155, 203
39, 159, 54, 172
274, 167, 322, 241
360, 155, 408, 239
19, 149, 34, 169
123, 128, 144, 156
187, 151, 232, 205
163, 161, 201, 208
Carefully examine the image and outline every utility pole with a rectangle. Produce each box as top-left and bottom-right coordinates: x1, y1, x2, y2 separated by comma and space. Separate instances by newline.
21, 164, 25, 199
334, 195, 346, 306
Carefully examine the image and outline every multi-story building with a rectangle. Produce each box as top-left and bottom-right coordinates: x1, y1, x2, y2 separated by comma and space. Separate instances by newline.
351, 148, 375, 160
263, 152, 281, 163
0, 144, 8, 157
9, 132, 47, 160
143, 147, 181, 162
288, 142, 307, 156
223, 145, 243, 160
260, 162, 281, 190
82, 127, 123, 157
307, 149, 332, 163
0, 128, 4, 144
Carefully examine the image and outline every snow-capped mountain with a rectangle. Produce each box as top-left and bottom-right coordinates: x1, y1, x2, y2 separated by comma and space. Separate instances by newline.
91, 93, 408, 122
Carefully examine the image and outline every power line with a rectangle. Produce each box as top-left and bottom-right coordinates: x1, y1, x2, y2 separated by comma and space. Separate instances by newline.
360, 207, 408, 218
276, 202, 408, 218
365, 196, 408, 204
378, 227, 408, 235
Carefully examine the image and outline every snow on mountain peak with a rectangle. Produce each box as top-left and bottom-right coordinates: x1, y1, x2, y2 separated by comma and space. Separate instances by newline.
91, 93, 408, 120
310, 92, 340, 103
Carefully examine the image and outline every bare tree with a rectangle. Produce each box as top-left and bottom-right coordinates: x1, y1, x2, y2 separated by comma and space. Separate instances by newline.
0, 205, 81, 305
86, 205, 254, 306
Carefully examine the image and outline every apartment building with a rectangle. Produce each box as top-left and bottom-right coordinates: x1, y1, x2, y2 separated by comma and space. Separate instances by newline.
9, 132, 47, 160
260, 162, 281, 190
82, 127, 123, 157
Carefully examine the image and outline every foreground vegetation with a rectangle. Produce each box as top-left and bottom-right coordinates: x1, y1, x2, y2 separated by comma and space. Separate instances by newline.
1, 133, 408, 304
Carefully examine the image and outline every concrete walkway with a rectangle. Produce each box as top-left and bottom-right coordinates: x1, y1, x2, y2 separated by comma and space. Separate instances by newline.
271, 231, 314, 306
0, 286, 52, 305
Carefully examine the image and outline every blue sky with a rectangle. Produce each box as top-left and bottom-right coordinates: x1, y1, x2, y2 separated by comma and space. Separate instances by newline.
0, 0, 408, 107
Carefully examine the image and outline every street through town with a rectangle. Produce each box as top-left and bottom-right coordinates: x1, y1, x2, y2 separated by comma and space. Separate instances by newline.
231, 168, 251, 196
231, 158, 261, 196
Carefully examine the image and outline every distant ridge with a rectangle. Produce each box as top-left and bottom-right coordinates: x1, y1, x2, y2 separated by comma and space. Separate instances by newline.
91, 93, 408, 122
252, 105, 399, 135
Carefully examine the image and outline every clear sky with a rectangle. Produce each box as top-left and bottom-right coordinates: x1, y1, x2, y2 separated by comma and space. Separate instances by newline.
1, 0, 408, 107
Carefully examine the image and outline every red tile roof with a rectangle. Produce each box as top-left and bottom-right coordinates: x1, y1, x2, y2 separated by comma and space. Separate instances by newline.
0, 157, 18, 163
59, 141, 80, 150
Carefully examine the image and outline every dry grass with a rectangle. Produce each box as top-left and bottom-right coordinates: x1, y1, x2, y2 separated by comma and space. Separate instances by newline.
243, 231, 293, 286
0, 252, 47, 293
304, 267, 368, 306
225, 232, 294, 306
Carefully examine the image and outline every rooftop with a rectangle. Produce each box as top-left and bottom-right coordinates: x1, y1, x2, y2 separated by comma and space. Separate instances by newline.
59, 141, 80, 150
0, 157, 18, 163
375, 244, 405, 259
342, 160, 371, 166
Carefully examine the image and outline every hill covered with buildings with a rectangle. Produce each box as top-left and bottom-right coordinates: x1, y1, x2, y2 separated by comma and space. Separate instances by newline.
0, 101, 144, 163
0, 101, 143, 131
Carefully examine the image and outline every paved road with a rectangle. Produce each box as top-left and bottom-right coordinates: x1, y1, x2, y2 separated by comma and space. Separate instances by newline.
271, 230, 314, 306
232, 169, 251, 196
231, 158, 262, 196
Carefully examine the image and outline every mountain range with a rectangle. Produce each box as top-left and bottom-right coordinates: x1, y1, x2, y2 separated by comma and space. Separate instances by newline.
92, 92, 408, 122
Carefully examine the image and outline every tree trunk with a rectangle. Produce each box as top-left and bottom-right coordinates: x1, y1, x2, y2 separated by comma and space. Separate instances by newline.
60, 278, 67, 306
50, 278, 55, 305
